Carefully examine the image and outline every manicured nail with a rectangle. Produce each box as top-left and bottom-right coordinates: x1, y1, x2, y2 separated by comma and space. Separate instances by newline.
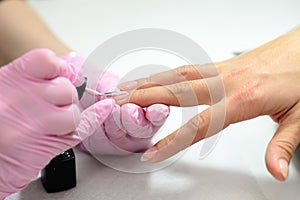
113, 92, 129, 103
118, 81, 138, 90
140, 146, 158, 162
279, 158, 289, 180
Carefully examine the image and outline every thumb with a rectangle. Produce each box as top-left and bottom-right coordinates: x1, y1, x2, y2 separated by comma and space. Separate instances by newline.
265, 121, 300, 181
76, 99, 115, 141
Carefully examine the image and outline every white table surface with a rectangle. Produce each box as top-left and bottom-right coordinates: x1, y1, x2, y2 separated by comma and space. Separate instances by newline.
7, 0, 300, 199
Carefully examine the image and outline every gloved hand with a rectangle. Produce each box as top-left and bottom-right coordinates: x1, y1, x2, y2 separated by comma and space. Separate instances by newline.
81, 72, 170, 155
61, 53, 170, 155
0, 49, 114, 199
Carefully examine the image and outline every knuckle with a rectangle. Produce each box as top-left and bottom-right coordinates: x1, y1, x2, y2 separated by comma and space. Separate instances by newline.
189, 115, 202, 131
131, 88, 153, 104
169, 82, 185, 95
178, 65, 192, 79
178, 65, 201, 80
273, 138, 298, 158
161, 136, 173, 147
139, 77, 151, 87
163, 86, 177, 104
168, 82, 190, 100
222, 66, 250, 83
135, 88, 148, 99
158, 134, 176, 151
224, 73, 267, 122
156, 133, 184, 159
189, 114, 207, 142
216, 62, 227, 74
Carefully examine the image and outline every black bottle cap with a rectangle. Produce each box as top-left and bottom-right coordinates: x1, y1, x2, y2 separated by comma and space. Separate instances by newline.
41, 149, 76, 193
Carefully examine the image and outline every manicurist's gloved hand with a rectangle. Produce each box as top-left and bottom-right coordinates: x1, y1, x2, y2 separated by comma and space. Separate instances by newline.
80, 70, 170, 155
61, 54, 170, 155
0, 49, 114, 199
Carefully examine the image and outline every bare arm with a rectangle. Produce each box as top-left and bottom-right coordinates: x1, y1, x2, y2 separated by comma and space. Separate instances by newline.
0, 0, 70, 66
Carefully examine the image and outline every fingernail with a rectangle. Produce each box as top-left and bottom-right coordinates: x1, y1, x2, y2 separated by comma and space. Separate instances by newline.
279, 158, 289, 180
140, 146, 158, 162
118, 81, 138, 90
113, 92, 129, 104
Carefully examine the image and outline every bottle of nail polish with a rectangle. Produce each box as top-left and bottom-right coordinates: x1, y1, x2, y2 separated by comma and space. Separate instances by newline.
41, 149, 76, 193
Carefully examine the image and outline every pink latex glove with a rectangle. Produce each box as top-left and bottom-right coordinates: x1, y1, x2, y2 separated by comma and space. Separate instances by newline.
0, 49, 114, 199
81, 72, 170, 154
61, 54, 170, 155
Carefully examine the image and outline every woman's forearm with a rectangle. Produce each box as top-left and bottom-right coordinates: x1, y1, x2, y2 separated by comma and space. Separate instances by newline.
0, 0, 70, 66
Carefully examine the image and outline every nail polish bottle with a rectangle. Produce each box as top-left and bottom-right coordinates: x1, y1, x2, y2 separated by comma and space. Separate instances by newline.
41, 149, 76, 193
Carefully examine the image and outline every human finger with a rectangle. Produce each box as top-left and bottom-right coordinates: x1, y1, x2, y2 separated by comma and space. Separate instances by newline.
17, 49, 62, 79
145, 104, 170, 127
116, 76, 224, 107
265, 118, 300, 181
140, 100, 229, 162
103, 104, 128, 139
77, 99, 115, 140
118, 63, 219, 91
39, 77, 78, 106
18, 48, 78, 82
